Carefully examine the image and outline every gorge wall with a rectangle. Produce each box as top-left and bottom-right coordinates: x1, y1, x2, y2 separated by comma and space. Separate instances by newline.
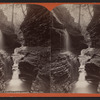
82, 5, 100, 83
0, 4, 92, 93
19, 4, 88, 93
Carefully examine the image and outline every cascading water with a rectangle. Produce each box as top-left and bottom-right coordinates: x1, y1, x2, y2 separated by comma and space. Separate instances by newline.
61, 28, 71, 54
64, 29, 71, 51
5, 47, 32, 92
71, 50, 98, 93
60, 28, 98, 93
0, 30, 4, 50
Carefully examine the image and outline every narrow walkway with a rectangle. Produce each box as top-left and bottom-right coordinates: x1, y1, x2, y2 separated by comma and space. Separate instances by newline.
5, 69, 32, 92
71, 65, 98, 93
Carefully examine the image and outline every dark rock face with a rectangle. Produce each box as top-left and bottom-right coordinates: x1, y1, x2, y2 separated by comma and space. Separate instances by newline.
18, 47, 40, 80
17, 46, 40, 80
51, 28, 65, 52
85, 63, 100, 82
20, 4, 51, 47
31, 47, 51, 93
20, 5, 81, 93
0, 50, 13, 91
50, 6, 85, 92
81, 48, 100, 82
18, 46, 50, 79
85, 5, 100, 85
20, 4, 51, 93
87, 5, 100, 48
20, 5, 87, 53
16, 46, 51, 93
51, 52, 79, 93
0, 9, 21, 53
0, 51, 5, 91
51, 6, 87, 54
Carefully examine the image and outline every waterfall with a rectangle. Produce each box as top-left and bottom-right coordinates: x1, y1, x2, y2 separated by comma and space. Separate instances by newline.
0, 30, 4, 50
63, 29, 71, 52
60, 29, 71, 55
11, 47, 24, 79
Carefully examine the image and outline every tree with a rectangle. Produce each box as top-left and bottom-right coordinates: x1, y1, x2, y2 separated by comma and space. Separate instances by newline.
87, 5, 92, 18
12, 4, 14, 26
21, 4, 26, 16
78, 4, 81, 26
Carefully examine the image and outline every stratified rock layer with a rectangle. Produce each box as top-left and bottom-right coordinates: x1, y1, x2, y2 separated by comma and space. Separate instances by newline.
20, 5, 82, 93
15, 46, 51, 93
0, 50, 13, 91
80, 48, 100, 82
20, 5, 51, 93
50, 5, 85, 92
0, 51, 5, 91
20, 4, 51, 47
87, 5, 100, 48
85, 5, 100, 82
51, 52, 79, 93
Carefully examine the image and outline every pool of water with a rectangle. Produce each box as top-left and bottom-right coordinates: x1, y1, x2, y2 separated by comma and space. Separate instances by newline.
71, 65, 99, 93
5, 69, 32, 92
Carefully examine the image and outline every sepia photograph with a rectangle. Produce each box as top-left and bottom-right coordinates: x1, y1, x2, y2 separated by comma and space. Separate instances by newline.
0, 3, 99, 93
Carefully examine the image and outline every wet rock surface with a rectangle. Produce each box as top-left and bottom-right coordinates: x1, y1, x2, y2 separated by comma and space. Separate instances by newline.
0, 50, 13, 91
19, 5, 82, 93
20, 4, 51, 47
86, 5, 100, 84
20, 5, 51, 92
87, 5, 100, 48
0, 4, 99, 93
71, 47, 99, 93
0, 51, 5, 91
80, 48, 100, 83
50, 52, 79, 93
13, 46, 51, 93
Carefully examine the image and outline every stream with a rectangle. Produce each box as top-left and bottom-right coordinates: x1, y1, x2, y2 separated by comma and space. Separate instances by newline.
5, 67, 32, 92
5, 65, 99, 93
71, 65, 98, 93
4, 50, 99, 93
